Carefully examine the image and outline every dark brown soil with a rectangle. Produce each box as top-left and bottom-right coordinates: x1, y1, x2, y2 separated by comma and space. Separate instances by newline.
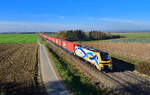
0, 44, 47, 95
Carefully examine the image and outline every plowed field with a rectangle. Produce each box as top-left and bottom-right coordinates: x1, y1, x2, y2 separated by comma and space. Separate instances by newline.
83, 42, 150, 62
0, 44, 46, 95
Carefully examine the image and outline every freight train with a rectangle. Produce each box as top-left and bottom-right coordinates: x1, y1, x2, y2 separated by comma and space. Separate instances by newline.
40, 33, 112, 71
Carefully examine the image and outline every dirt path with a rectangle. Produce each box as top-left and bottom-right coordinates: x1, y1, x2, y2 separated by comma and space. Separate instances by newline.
45, 39, 150, 95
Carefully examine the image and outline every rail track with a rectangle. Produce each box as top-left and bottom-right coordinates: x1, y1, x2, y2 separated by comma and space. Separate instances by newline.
45, 39, 150, 95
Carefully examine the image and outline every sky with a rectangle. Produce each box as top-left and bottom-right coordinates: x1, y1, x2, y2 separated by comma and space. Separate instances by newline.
0, 0, 150, 32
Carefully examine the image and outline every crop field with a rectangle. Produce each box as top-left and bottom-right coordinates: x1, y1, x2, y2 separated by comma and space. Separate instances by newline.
0, 44, 46, 95
81, 32, 150, 75
83, 42, 150, 62
109, 32, 150, 43
83, 42, 150, 75
112, 32, 150, 39
47, 33, 56, 37
83, 32, 150, 43
0, 34, 46, 95
0, 34, 37, 43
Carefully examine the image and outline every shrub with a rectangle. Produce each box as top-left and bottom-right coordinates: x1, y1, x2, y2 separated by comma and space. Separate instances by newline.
57, 30, 88, 41
56, 30, 122, 41
135, 61, 150, 76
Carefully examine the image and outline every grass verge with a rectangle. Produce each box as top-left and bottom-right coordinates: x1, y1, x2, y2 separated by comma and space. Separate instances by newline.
110, 53, 150, 76
0, 87, 6, 95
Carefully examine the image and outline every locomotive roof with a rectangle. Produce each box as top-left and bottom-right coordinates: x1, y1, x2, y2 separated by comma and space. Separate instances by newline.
81, 45, 99, 52
79, 45, 108, 54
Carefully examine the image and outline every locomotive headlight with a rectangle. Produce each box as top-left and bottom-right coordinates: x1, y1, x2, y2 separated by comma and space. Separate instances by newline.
107, 55, 111, 60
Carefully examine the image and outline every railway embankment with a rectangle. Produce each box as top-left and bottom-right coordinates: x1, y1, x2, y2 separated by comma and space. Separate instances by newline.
40, 38, 105, 95
43, 38, 150, 95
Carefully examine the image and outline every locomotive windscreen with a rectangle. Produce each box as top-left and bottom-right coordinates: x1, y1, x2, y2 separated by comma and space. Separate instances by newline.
100, 51, 110, 61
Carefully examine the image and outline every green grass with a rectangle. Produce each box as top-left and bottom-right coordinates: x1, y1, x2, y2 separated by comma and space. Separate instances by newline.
0, 34, 37, 43
108, 32, 150, 43
40, 37, 44, 44
112, 32, 150, 39
47, 33, 56, 37
81, 32, 150, 43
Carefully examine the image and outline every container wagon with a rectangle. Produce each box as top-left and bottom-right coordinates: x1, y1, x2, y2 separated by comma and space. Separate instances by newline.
40, 33, 112, 71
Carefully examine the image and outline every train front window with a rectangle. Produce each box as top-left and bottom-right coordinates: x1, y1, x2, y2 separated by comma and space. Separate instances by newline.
100, 51, 110, 61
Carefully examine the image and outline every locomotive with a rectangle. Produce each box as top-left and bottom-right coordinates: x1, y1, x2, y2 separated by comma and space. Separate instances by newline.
40, 33, 112, 71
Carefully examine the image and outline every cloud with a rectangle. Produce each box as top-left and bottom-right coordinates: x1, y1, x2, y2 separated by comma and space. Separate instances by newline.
0, 21, 104, 32
99, 18, 136, 24
58, 16, 65, 19
98, 18, 150, 31
29, 14, 65, 19
99, 18, 150, 25
7, 14, 65, 20
0, 18, 150, 32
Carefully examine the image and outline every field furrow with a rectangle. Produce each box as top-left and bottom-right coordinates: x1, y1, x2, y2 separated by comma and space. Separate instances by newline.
0, 44, 46, 95
83, 42, 150, 62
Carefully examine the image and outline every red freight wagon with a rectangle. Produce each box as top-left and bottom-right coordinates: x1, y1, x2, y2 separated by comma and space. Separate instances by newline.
47, 37, 52, 41
58, 39, 62, 46
53, 37, 56, 43
40, 33, 80, 53
43, 35, 47, 39
50, 37, 54, 41
51, 37, 53, 41
62, 41, 80, 53
41, 34, 46, 37
60, 39, 65, 47
40, 33, 43, 36
62, 40, 67, 49
55, 38, 59, 44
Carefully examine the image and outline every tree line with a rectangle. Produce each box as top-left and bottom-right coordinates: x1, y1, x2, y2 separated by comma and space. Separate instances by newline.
56, 30, 123, 41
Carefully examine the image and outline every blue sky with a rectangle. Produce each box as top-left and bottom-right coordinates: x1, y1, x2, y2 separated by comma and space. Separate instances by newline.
0, 0, 150, 32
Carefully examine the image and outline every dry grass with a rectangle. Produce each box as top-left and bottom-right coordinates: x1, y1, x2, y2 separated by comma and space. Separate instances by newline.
136, 61, 150, 75
83, 42, 150, 75
84, 42, 150, 62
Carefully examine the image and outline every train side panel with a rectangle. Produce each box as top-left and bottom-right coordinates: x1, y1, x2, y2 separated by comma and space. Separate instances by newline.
58, 39, 62, 46
67, 42, 80, 53
52, 37, 56, 43
61, 40, 80, 53
47, 37, 52, 41
74, 46, 99, 66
